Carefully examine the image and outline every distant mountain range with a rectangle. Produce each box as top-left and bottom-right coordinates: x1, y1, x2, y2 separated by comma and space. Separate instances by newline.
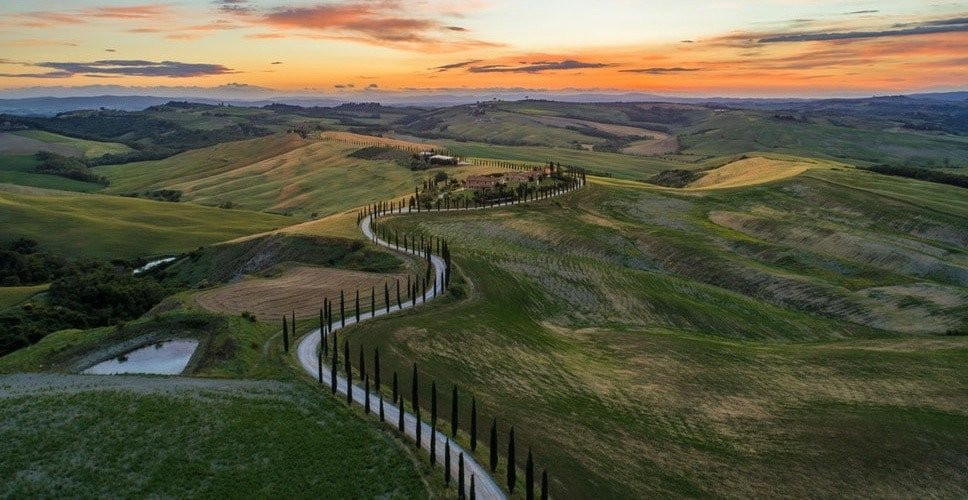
0, 87, 964, 116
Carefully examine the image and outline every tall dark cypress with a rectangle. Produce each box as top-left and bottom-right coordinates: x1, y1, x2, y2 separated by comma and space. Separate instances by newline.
470, 474, 476, 500
489, 418, 498, 472
541, 470, 548, 500
375, 349, 383, 421
444, 439, 451, 485
355, 289, 360, 322
507, 427, 516, 494
411, 363, 421, 448
392, 371, 398, 402
526, 448, 534, 500
359, 345, 366, 382
364, 375, 371, 414
451, 385, 459, 437
470, 397, 478, 451
282, 316, 289, 352
384, 282, 390, 313
344, 341, 352, 404
396, 279, 401, 308
458, 452, 466, 499
371, 286, 375, 318
397, 393, 404, 432
340, 290, 345, 327
330, 347, 337, 395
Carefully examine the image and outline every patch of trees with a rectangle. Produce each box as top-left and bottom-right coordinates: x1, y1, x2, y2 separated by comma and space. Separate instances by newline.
863, 164, 968, 188
125, 189, 182, 202
647, 169, 705, 188
0, 255, 169, 356
623, 106, 693, 126
0, 238, 69, 286
33, 151, 109, 185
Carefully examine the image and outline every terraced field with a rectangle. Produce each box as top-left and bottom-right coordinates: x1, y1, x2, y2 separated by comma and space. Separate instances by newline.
338, 167, 968, 498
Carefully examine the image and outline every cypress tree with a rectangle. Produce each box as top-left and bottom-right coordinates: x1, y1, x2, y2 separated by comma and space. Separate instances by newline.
396, 279, 401, 308
458, 452, 466, 499
541, 470, 548, 500
282, 316, 289, 352
507, 427, 516, 493
344, 341, 352, 404
392, 371, 398, 402
397, 393, 404, 432
384, 282, 390, 313
444, 438, 451, 485
470, 474, 477, 500
317, 344, 323, 384
371, 287, 375, 318
355, 289, 360, 322
450, 385, 460, 437
489, 418, 498, 472
412, 363, 421, 448
330, 347, 337, 395
526, 448, 534, 500
375, 349, 383, 421
470, 397, 478, 451
340, 290, 345, 327
430, 410, 437, 465
364, 375, 371, 414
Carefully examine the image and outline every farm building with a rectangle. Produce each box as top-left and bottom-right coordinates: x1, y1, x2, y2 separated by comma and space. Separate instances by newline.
418, 151, 459, 165
505, 170, 540, 183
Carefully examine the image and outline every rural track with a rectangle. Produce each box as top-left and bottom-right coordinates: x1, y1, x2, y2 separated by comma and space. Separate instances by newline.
296, 178, 585, 500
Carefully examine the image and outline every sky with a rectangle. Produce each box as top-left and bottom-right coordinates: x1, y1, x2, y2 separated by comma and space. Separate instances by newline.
0, 0, 966, 97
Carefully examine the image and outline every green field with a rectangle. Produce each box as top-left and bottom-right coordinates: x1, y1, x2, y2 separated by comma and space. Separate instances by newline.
97, 134, 504, 217
0, 284, 48, 310
338, 168, 968, 498
12, 130, 133, 158
0, 155, 105, 193
0, 188, 290, 259
0, 375, 430, 498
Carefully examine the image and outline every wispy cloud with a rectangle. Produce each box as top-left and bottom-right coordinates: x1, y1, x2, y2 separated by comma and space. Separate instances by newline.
22, 60, 236, 78
619, 67, 701, 74
431, 60, 482, 72
468, 60, 614, 73
758, 16, 968, 43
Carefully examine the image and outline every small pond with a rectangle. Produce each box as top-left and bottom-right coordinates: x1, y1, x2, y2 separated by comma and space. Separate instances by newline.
83, 339, 199, 375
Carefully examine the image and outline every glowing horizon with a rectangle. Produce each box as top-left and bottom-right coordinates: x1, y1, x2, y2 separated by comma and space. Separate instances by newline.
1, 1, 965, 97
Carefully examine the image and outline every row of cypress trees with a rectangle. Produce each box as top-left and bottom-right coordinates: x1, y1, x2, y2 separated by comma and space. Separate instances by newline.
300, 172, 585, 497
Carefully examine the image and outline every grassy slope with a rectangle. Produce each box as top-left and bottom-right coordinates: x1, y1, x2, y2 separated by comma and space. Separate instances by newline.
0, 189, 290, 259
99, 133, 505, 217
0, 284, 48, 309
0, 310, 432, 498
12, 129, 133, 158
335, 170, 967, 498
0, 155, 105, 193
0, 383, 428, 498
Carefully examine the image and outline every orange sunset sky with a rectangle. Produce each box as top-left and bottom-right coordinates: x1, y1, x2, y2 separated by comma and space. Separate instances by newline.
0, 1, 966, 97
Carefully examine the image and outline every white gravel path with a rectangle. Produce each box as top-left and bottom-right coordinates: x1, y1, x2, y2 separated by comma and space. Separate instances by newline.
296, 179, 584, 500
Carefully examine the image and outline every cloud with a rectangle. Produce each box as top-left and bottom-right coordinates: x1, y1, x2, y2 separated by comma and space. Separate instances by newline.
619, 67, 702, 74
467, 60, 614, 73
334, 83, 355, 89
844, 10, 879, 15
29, 60, 235, 78
759, 17, 968, 43
445, 26, 467, 31
431, 59, 482, 72
0, 71, 73, 79
105, 48, 116, 52
271, 61, 283, 65
366, 83, 379, 89
213, 0, 254, 14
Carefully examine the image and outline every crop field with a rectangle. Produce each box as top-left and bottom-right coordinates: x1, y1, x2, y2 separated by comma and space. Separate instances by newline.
0, 374, 429, 498
683, 156, 826, 189
339, 168, 968, 498
0, 155, 105, 193
0, 189, 290, 259
194, 265, 417, 321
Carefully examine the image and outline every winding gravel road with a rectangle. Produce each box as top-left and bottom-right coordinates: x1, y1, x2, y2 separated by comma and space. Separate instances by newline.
296, 179, 584, 499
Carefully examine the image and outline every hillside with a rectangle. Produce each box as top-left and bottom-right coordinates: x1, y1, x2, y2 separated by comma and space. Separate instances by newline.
0, 186, 290, 259
341, 166, 968, 498
97, 133, 503, 217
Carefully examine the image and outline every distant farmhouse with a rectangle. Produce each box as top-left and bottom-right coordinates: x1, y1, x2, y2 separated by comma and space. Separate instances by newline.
418, 151, 459, 165
464, 166, 549, 191
465, 175, 503, 190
